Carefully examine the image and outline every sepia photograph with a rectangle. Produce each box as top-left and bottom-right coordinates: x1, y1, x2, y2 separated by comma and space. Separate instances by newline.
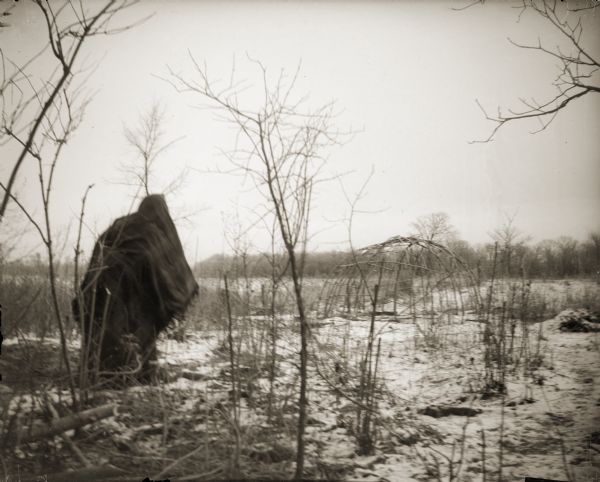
0, 0, 599, 480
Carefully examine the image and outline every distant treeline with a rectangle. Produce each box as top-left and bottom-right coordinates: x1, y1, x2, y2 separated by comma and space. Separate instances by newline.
194, 234, 600, 279
446, 235, 599, 279
194, 251, 354, 278
2, 233, 599, 280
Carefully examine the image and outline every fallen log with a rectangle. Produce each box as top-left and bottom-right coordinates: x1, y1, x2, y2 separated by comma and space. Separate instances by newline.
418, 405, 482, 418
181, 368, 210, 381
45, 400, 91, 467
12, 403, 118, 444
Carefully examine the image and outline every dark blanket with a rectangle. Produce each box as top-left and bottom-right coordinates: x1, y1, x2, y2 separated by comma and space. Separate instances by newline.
74, 194, 198, 377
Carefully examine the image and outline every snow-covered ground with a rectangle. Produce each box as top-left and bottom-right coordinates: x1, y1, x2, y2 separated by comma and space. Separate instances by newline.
2, 278, 599, 480
151, 305, 600, 480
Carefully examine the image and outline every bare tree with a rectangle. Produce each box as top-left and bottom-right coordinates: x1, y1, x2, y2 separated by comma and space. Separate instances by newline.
555, 235, 579, 277
166, 56, 344, 479
121, 101, 184, 197
537, 238, 559, 276
490, 213, 530, 277
470, 0, 600, 142
0, 0, 139, 222
1, 83, 89, 406
589, 231, 600, 280
0, 0, 140, 410
411, 212, 457, 244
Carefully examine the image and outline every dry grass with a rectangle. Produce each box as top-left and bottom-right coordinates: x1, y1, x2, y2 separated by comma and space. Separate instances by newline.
2, 270, 599, 480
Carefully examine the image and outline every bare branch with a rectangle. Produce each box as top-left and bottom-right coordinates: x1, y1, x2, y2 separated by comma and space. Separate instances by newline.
121, 101, 185, 197
166, 58, 352, 478
0, 0, 139, 222
0, 182, 47, 243
469, 0, 599, 142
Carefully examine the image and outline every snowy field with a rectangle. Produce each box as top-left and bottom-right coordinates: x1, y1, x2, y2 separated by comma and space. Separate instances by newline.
1, 278, 599, 480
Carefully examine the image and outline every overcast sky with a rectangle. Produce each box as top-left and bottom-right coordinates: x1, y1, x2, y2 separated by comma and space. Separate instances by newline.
1, 0, 599, 263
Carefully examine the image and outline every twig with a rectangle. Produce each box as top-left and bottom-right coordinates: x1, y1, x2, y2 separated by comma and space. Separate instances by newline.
153, 444, 211, 480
